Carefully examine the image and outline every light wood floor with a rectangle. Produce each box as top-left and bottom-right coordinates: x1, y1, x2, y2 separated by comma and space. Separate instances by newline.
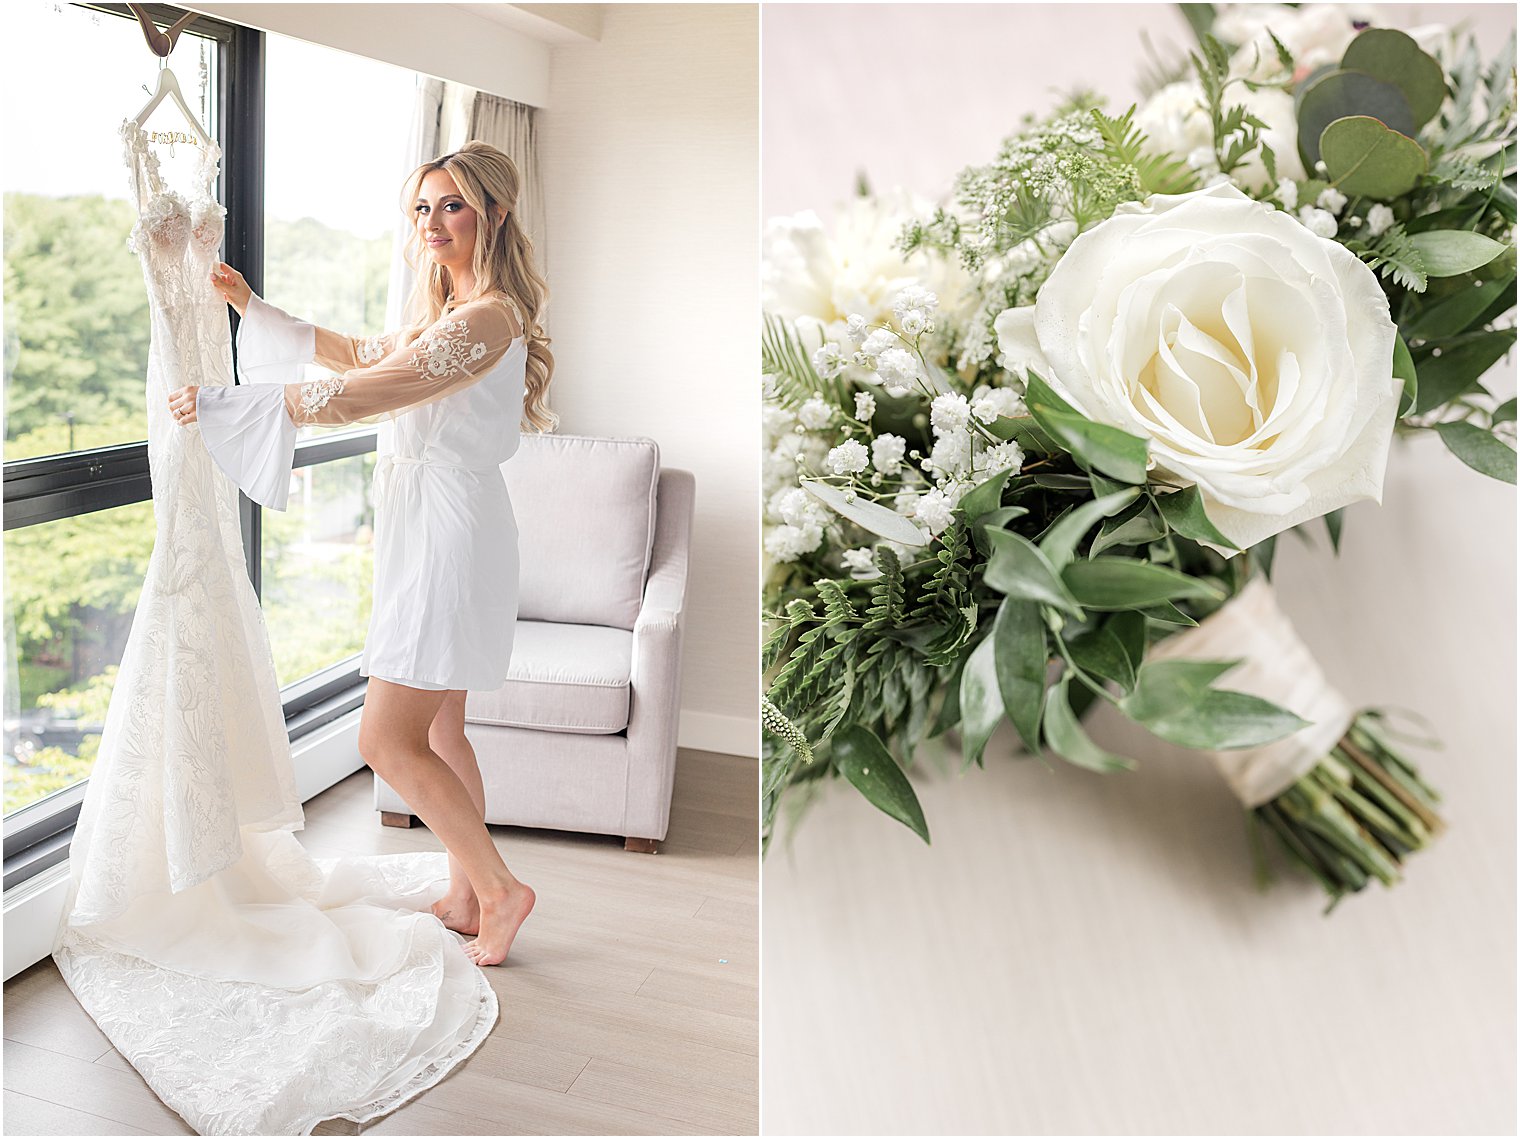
3, 748, 758, 1136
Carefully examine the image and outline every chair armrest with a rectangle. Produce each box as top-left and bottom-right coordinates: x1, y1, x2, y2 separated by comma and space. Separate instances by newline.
625, 469, 696, 840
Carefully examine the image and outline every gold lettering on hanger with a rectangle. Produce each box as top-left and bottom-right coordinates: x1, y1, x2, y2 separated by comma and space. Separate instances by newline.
146, 129, 203, 147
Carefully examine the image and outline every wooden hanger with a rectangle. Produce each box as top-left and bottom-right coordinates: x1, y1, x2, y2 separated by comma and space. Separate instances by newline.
127, 5, 212, 147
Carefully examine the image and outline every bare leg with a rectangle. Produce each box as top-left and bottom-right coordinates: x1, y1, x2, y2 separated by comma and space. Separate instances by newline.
360, 679, 534, 966
428, 691, 483, 935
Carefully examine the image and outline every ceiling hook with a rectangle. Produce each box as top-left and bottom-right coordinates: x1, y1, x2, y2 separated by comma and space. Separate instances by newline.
127, 3, 198, 58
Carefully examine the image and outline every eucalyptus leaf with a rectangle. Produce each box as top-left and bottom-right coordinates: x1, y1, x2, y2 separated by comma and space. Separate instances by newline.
1043, 675, 1135, 772
1141, 600, 1200, 626
956, 467, 1015, 521
994, 598, 1047, 753
1406, 231, 1510, 278
831, 724, 930, 843
1039, 489, 1141, 569
1296, 69, 1415, 167
1402, 274, 1515, 342
1411, 328, 1517, 414
1393, 332, 1418, 418
985, 530, 1085, 616
1033, 407, 1151, 485
1067, 623, 1137, 694
1319, 115, 1427, 199
1063, 557, 1224, 610
1092, 504, 1168, 556
1121, 659, 1309, 749
802, 479, 928, 547
1432, 420, 1518, 484
1340, 28, 1448, 127
958, 634, 1003, 769
1154, 484, 1238, 551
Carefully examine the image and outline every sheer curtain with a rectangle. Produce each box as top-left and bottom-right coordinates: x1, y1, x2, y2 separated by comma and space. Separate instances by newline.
469, 92, 547, 274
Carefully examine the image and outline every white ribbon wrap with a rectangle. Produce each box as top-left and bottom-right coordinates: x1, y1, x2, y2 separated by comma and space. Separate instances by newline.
1145, 578, 1353, 807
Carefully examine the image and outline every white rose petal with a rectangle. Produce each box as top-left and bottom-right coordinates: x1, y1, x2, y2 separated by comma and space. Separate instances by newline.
993, 181, 1400, 553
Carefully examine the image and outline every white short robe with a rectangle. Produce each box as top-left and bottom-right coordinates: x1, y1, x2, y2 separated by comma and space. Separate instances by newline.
197, 294, 525, 691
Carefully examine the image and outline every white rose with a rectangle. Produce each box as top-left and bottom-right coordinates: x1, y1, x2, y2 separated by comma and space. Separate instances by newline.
994, 183, 1400, 553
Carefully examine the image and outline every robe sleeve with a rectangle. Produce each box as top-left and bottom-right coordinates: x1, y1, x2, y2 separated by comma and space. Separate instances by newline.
193, 293, 319, 510
194, 297, 521, 509
281, 299, 522, 427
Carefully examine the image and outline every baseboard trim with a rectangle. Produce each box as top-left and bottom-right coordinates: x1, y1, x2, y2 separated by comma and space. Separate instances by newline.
678, 710, 758, 758
2, 707, 366, 983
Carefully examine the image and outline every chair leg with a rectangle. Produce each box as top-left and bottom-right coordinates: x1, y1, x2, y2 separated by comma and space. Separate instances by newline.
624, 836, 660, 854
380, 811, 415, 829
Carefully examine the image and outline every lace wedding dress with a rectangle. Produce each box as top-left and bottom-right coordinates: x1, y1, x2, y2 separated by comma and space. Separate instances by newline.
50, 121, 497, 1137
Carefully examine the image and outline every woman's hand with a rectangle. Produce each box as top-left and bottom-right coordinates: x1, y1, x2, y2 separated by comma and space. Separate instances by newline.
211, 262, 252, 317
168, 386, 200, 426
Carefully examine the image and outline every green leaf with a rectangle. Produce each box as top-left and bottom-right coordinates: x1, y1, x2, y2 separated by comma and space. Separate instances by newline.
1031, 407, 1150, 485
1393, 332, 1418, 417
1023, 374, 1150, 485
1402, 274, 1515, 343
1066, 623, 1137, 694
994, 598, 1047, 753
956, 467, 1015, 521
1141, 601, 1200, 627
1154, 484, 1238, 551
1296, 69, 1415, 167
1325, 507, 1344, 554
1038, 489, 1141, 569
968, 505, 1030, 558
985, 530, 1085, 616
831, 724, 930, 843
1411, 328, 1518, 414
1340, 28, 1448, 127
1406, 231, 1510, 278
802, 479, 928, 547
1319, 115, 1427, 199
1091, 504, 1168, 557
1063, 557, 1224, 611
1494, 397, 1517, 425
986, 414, 1057, 454
1121, 659, 1309, 749
1107, 611, 1148, 676
1043, 675, 1134, 772
1432, 420, 1517, 483
958, 634, 1002, 769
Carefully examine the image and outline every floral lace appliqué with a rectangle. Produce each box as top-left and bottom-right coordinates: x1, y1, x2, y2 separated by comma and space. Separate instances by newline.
299, 376, 345, 418
358, 335, 388, 365
410, 318, 489, 379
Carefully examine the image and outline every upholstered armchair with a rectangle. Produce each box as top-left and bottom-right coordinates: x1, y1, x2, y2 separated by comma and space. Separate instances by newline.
373, 434, 695, 852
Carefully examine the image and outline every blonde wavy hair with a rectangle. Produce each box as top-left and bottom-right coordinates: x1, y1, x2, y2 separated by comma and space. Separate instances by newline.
400, 141, 556, 433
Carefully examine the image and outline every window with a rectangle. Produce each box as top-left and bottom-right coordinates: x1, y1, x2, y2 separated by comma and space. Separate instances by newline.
3, 5, 426, 855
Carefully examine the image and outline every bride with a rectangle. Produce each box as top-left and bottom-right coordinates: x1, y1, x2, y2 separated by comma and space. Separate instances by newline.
170, 141, 545, 967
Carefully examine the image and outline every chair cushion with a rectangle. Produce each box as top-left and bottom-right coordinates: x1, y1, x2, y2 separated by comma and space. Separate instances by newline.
505, 434, 659, 630
465, 620, 632, 735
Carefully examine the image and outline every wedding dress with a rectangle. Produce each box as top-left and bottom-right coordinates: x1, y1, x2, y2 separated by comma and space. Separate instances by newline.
51, 120, 512, 1137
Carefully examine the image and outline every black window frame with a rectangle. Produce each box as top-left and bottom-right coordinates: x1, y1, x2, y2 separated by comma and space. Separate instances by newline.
3, 2, 383, 881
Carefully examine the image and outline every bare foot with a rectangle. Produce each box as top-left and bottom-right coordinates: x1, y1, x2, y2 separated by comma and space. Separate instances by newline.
464, 882, 536, 967
431, 887, 480, 936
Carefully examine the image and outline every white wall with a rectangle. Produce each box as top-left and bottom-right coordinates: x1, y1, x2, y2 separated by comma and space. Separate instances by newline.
538, 4, 760, 755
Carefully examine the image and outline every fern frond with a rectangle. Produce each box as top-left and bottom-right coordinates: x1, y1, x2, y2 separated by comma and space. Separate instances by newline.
761, 312, 828, 410
1344, 222, 1428, 293
1090, 106, 1200, 196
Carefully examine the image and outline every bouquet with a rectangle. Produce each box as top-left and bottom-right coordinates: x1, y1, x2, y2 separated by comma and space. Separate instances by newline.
760, 6, 1516, 909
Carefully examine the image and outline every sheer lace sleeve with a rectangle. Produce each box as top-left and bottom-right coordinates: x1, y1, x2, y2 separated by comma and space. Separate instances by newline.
236, 293, 406, 382
312, 326, 404, 374
284, 299, 522, 427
